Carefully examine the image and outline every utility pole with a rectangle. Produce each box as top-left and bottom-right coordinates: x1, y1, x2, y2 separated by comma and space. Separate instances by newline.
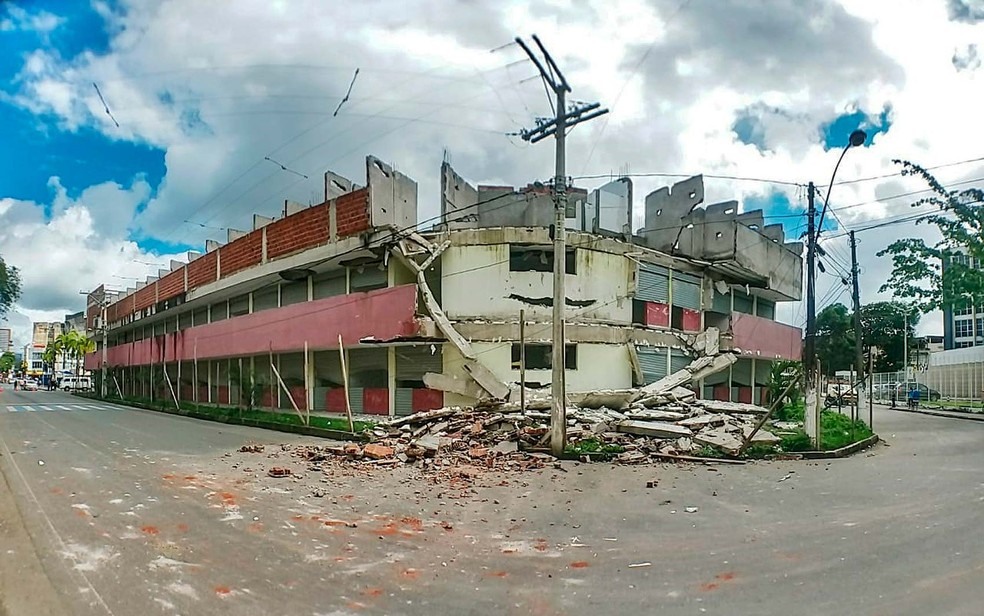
804, 182, 819, 444
516, 35, 608, 456
850, 230, 864, 420
903, 312, 909, 383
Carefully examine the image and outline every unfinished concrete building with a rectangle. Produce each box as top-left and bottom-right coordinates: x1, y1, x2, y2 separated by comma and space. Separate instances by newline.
85, 156, 803, 416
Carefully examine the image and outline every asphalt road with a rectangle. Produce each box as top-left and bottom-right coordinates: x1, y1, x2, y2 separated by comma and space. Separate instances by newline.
0, 389, 982, 616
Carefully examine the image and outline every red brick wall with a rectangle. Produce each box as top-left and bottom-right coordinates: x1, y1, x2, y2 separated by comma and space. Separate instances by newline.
336, 188, 370, 238
267, 203, 330, 260
134, 284, 157, 313
219, 231, 263, 278
187, 252, 217, 289
157, 269, 185, 301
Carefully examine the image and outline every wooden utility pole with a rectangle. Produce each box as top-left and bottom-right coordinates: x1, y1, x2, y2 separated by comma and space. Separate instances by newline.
516, 35, 608, 456
519, 309, 526, 415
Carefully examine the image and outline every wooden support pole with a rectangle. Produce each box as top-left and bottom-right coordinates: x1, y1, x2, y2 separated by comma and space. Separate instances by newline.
338, 334, 354, 433
520, 309, 526, 415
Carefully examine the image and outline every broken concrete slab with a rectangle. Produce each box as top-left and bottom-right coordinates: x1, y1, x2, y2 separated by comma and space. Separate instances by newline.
364, 444, 395, 459
695, 399, 769, 415
677, 413, 729, 428
693, 428, 743, 455
616, 420, 692, 439
578, 390, 635, 410
625, 409, 687, 422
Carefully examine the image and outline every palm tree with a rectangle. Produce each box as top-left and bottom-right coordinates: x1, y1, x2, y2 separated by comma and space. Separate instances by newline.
56, 330, 95, 383
43, 338, 63, 386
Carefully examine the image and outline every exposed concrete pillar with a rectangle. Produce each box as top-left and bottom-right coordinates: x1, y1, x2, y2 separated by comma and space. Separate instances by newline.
388, 346, 396, 417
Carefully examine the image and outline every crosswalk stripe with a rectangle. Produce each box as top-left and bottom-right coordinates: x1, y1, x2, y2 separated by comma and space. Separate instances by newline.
4, 403, 125, 413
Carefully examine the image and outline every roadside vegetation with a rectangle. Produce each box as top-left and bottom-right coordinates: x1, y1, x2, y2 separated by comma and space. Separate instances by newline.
79, 393, 373, 433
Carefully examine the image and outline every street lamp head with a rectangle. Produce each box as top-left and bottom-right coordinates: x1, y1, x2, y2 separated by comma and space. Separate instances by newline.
849, 129, 867, 148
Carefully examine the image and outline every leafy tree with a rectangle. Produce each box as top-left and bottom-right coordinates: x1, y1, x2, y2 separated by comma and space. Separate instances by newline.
0, 256, 21, 318
0, 351, 15, 372
815, 303, 854, 375
858, 301, 918, 372
878, 160, 984, 313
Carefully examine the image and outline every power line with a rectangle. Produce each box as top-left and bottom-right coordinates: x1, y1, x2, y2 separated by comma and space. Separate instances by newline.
822, 155, 984, 188
573, 171, 804, 187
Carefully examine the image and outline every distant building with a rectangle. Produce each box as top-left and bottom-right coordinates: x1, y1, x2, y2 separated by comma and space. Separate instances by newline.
941, 252, 983, 349
0, 328, 12, 353
64, 310, 86, 333
28, 321, 67, 377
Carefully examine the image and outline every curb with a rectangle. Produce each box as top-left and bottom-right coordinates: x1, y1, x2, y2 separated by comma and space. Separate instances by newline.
798, 434, 880, 459
890, 406, 984, 423
74, 394, 369, 442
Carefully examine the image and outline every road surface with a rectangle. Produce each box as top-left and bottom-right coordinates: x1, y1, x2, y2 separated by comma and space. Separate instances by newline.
1, 388, 982, 615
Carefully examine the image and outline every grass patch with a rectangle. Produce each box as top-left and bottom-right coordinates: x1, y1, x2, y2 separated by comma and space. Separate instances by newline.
774, 400, 805, 422
86, 394, 373, 433
564, 438, 625, 461
694, 445, 726, 459
778, 411, 872, 452
819, 411, 872, 450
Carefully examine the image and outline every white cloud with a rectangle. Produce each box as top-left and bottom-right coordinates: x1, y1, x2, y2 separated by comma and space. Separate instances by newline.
0, 5, 65, 35
0, 0, 982, 342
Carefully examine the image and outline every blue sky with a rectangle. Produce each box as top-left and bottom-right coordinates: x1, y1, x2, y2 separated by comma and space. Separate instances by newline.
0, 0, 169, 248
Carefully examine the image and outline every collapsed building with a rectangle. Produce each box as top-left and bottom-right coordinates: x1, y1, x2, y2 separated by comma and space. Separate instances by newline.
84, 156, 803, 417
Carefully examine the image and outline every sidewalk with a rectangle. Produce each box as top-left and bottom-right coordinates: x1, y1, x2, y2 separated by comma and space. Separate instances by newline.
878, 402, 984, 423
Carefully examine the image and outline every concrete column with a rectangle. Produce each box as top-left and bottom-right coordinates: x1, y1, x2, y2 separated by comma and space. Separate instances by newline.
750, 358, 756, 406
387, 346, 397, 417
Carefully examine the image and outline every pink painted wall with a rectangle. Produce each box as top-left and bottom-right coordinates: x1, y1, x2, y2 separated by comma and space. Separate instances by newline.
730, 312, 802, 361
87, 285, 420, 368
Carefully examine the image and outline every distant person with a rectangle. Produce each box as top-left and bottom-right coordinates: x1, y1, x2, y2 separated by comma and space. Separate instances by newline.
890, 389, 897, 408
907, 387, 920, 409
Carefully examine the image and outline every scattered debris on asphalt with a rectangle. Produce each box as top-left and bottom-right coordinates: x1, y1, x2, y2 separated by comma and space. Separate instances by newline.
231, 348, 787, 483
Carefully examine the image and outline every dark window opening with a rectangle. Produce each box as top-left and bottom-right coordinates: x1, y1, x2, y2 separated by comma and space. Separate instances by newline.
509, 246, 576, 274
632, 299, 646, 325
511, 343, 577, 370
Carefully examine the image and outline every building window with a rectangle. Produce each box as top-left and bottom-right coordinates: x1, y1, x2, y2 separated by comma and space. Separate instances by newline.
511, 344, 577, 370
956, 341, 975, 348
756, 298, 776, 320
229, 295, 250, 317
954, 318, 973, 338
252, 285, 279, 312
509, 245, 576, 274
281, 280, 309, 306
349, 264, 387, 292
211, 301, 229, 322
954, 304, 973, 316
312, 271, 346, 299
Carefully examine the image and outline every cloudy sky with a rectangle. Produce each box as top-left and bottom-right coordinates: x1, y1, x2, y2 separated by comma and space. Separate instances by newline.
2, 0, 983, 349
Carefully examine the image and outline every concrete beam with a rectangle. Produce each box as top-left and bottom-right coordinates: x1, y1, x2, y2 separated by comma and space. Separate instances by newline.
169, 260, 183, 271
324, 169, 354, 200
186, 251, 202, 262
205, 239, 221, 253
228, 228, 247, 242
452, 320, 690, 348
252, 214, 275, 230
284, 200, 306, 217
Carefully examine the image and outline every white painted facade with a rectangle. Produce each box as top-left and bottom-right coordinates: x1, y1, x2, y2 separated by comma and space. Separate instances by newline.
440, 242, 634, 323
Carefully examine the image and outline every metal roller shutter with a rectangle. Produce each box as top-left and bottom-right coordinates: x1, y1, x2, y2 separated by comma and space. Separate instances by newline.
394, 388, 414, 415
670, 350, 693, 374
637, 264, 669, 303
711, 289, 731, 313
671, 272, 702, 310
395, 345, 443, 381
733, 291, 753, 314
636, 347, 668, 384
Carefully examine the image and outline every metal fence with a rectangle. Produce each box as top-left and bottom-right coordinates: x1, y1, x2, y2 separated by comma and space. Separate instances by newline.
871, 363, 984, 402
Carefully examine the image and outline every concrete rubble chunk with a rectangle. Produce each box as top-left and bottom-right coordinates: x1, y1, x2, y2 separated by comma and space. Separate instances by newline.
363, 444, 395, 460
578, 390, 635, 410
625, 410, 687, 422
677, 413, 729, 428
695, 399, 769, 415
693, 428, 743, 455
615, 420, 693, 439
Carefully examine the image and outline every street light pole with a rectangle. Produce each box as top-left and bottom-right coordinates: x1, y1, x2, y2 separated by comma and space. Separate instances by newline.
805, 129, 867, 446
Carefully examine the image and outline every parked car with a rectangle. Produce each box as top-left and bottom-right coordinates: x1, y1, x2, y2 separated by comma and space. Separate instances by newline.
61, 376, 93, 392
21, 379, 39, 391
894, 382, 941, 402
